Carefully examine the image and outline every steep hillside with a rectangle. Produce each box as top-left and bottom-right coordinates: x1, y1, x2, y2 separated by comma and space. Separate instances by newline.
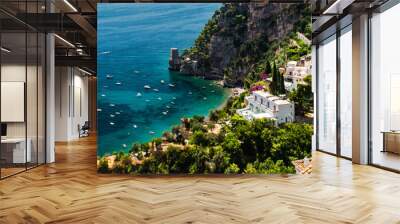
180, 2, 311, 87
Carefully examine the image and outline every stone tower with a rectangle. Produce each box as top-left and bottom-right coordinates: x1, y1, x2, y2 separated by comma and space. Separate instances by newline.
168, 48, 181, 71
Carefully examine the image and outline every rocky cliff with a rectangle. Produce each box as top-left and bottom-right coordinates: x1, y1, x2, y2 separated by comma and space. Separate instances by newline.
180, 2, 311, 87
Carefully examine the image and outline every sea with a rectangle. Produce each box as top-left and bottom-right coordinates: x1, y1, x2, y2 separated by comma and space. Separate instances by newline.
97, 3, 229, 156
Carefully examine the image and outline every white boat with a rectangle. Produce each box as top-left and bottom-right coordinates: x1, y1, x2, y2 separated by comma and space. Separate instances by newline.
115, 82, 122, 85
144, 85, 151, 89
101, 94, 106, 97
166, 105, 170, 109
133, 125, 138, 128
157, 97, 162, 100
106, 74, 113, 79
122, 144, 127, 148
160, 80, 165, 84
202, 86, 206, 89
211, 90, 215, 93
162, 111, 168, 115
172, 97, 176, 100
136, 92, 142, 97
149, 131, 155, 135
110, 114, 115, 118
168, 83, 175, 87
171, 101, 175, 104
188, 91, 192, 95
134, 70, 140, 74
153, 88, 159, 92
97, 108, 102, 112
109, 104, 115, 107
145, 99, 150, 102
99, 51, 111, 55
203, 97, 207, 100
115, 112, 120, 115
109, 122, 115, 125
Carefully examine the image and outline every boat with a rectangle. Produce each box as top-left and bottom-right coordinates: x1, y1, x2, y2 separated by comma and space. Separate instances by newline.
115, 112, 120, 115
122, 144, 127, 148
157, 97, 162, 100
171, 101, 175, 104
101, 94, 106, 97
145, 99, 150, 102
134, 70, 140, 74
160, 80, 165, 84
99, 51, 111, 55
149, 131, 155, 135
166, 105, 170, 109
109, 122, 115, 125
202, 86, 206, 89
115, 82, 122, 85
203, 97, 207, 100
168, 83, 175, 87
162, 111, 168, 115
188, 91, 192, 95
144, 85, 151, 89
109, 104, 115, 107
97, 108, 102, 112
106, 74, 113, 79
110, 114, 115, 118
153, 88, 159, 92
133, 124, 137, 128
172, 97, 176, 100
136, 92, 142, 97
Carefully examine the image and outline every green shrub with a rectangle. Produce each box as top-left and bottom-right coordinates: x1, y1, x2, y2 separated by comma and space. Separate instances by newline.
224, 163, 240, 174
98, 157, 109, 173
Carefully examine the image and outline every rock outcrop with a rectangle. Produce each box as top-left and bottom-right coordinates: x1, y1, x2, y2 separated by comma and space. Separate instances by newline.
180, 2, 311, 87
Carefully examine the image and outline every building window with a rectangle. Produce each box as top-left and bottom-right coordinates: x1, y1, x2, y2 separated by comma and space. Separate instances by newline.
317, 34, 337, 154
370, 4, 400, 171
340, 25, 352, 158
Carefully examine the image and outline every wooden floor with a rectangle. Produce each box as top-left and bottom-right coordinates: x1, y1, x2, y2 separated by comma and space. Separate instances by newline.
1, 135, 400, 223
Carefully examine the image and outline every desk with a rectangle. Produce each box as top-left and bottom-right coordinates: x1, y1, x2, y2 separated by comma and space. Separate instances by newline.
1, 138, 31, 164
382, 131, 400, 154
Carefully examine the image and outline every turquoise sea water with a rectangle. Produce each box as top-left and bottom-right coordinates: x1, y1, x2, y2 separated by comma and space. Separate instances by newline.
97, 3, 228, 156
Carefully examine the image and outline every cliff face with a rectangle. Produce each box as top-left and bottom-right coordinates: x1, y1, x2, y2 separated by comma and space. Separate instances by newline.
181, 2, 311, 87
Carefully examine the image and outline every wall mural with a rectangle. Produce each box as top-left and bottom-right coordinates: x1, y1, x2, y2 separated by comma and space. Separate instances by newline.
97, 3, 313, 174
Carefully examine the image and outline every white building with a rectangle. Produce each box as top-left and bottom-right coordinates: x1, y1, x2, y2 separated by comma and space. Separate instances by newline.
284, 57, 311, 91
236, 91, 295, 125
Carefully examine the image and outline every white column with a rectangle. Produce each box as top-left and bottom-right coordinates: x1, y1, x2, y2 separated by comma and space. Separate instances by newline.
352, 14, 369, 164
311, 45, 317, 152
46, 32, 55, 163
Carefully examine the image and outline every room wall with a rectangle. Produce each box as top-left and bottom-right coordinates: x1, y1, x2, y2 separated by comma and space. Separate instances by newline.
1, 63, 45, 163
55, 66, 89, 141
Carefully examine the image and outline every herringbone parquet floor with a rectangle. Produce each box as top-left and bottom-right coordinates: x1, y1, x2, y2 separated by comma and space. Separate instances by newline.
1, 135, 400, 224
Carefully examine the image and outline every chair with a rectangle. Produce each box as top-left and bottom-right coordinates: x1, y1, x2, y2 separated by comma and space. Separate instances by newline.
79, 121, 90, 138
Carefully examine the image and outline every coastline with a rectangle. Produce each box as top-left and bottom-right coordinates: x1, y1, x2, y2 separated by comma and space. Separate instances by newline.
99, 76, 232, 157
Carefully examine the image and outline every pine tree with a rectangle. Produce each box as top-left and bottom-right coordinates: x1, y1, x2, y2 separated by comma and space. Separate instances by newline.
279, 72, 285, 94
265, 61, 272, 74
271, 62, 278, 95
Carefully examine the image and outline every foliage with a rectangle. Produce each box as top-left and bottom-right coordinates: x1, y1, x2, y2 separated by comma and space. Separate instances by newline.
224, 163, 240, 174
288, 75, 313, 115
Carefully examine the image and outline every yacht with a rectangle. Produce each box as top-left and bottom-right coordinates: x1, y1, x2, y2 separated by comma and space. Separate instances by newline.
168, 83, 175, 87
144, 85, 151, 89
